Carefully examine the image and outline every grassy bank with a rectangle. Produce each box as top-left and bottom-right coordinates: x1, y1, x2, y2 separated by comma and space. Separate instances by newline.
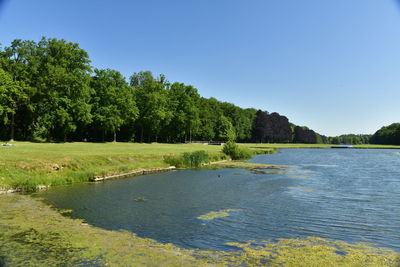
0, 142, 276, 192
0, 142, 222, 191
1, 193, 398, 266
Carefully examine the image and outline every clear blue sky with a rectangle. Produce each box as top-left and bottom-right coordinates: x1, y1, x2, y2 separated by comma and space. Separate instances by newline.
1, 0, 400, 136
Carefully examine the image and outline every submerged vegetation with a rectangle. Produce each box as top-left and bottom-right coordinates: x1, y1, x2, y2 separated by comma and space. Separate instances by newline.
1, 193, 398, 266
197, 209, 242, 220
209, 161, 285, 171
0, 194, 213, 266
226, 237, 400, 266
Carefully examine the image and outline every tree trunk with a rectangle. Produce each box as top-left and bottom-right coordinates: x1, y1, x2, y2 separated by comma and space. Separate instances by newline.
113, 131, 117, 142
10, 112, 15, 141
102, 131, 105, 142
140, 128, 144, 143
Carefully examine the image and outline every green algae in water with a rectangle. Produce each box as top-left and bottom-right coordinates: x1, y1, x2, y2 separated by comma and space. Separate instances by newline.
225, 237, 400, 266
1, 194, 399, 266
197, 211, 230, 220
0, 194, 217, 266
197, 209, 242, 220
133, 196, 147, 202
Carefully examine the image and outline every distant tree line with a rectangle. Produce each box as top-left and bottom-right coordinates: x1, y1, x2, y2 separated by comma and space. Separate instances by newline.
370, 123, 400, 145
326, 126, 400, 146
327, 134, 371, 145
1, 37, 328, 143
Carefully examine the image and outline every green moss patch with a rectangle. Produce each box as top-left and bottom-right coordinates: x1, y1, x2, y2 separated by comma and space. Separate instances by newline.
1, 194, 398, 266
197, 209, 242, 220
226, 237, 400, 266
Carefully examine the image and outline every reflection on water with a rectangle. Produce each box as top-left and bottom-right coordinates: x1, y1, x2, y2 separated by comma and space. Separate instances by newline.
36, 149, 400, 251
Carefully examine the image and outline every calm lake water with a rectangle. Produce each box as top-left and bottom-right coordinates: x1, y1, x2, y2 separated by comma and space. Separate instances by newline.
36, 149, 400, 251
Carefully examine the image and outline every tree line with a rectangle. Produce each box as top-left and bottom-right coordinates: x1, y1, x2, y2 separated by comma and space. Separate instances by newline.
1, 37, 329, 143
370, 123, 400, 145
327, 134, 371, 145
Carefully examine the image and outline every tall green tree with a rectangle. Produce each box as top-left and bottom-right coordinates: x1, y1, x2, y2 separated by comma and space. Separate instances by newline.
130, 71, 172, 142
0, 39, 37, 83
0, 69, 32, 140
196, 97, 223, 141
90, 69, 138, 142
220, 102, 256, 142
33, 37, 93, 141
167, 82, 200, 142
370, 123, 400, 145
217, 115, 236, 142
0, 39, 38, 140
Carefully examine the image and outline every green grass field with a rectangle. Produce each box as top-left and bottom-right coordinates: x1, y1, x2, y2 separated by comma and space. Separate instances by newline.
0, 142, 229, 191
1, 142, 399, 192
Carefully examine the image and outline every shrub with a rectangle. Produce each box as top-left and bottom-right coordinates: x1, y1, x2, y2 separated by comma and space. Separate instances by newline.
222, 141, 253, 160
164, 150, 210, 168
208, 152, 229, 162
164, 155, 185, 167
182, 150, 209, 167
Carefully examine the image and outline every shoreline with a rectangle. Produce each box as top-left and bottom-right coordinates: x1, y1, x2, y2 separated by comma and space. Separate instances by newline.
0, 160, 285, 194
1, 142, 399, 193
90, 166, 177, 182
0, 166, 179, 194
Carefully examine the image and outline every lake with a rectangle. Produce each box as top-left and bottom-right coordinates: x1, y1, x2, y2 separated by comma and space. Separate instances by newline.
36, 148, 400, 251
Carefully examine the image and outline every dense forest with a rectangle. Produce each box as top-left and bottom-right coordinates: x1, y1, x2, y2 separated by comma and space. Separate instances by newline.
370, 123, 400, 145
3, 37, 394, 144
